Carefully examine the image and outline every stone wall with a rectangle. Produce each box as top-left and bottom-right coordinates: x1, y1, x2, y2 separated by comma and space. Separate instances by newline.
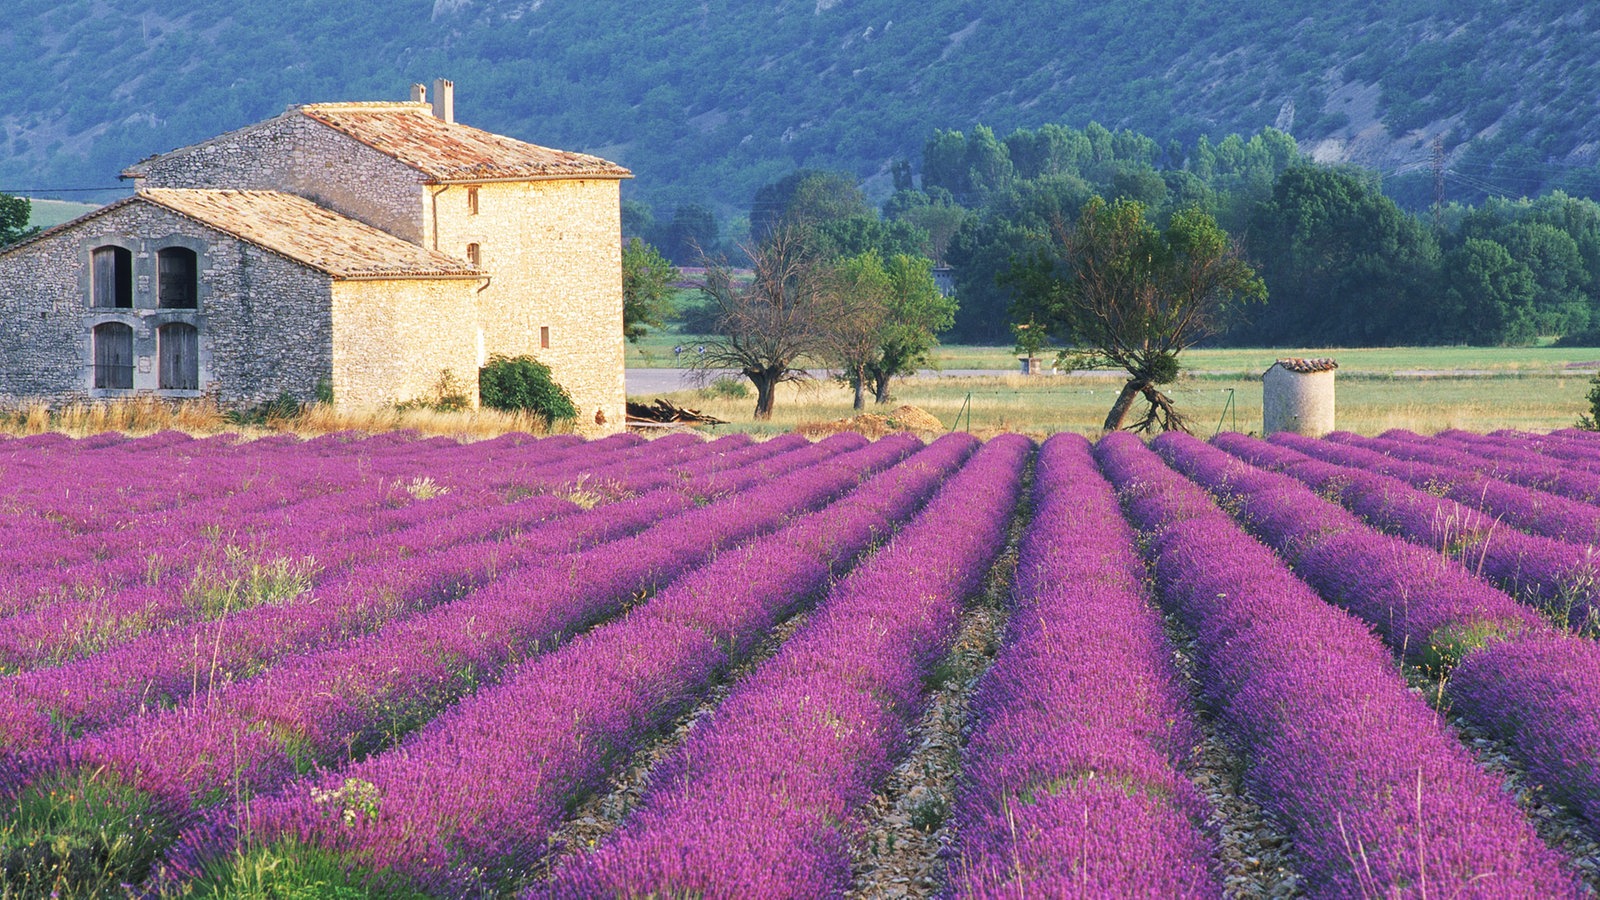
0, 201, 335, 407
131, 113, 428, 243
431, 178, 626, 434
330, 278, 480, 408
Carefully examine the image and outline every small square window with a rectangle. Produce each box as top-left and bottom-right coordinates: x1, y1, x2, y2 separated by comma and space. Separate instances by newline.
540, 326, 550, 349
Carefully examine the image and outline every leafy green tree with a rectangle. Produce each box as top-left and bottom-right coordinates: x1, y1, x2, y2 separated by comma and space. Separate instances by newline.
1440, 238, 1538, 345
822, 252, 955, 408
622, 237, 680, 342
750, 169, 869, 240
1244, 165, 1440, 345
662, 203, 718, 264
0, 193, 36, 247
946, 174, 1093, 342
1009, 197, 1264, 432
1494, 220, 1589, 336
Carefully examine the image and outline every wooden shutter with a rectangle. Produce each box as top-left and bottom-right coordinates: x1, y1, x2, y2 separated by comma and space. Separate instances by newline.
94, 323, 133, 389
92, 247, 130, 308
159, 323, 198, 390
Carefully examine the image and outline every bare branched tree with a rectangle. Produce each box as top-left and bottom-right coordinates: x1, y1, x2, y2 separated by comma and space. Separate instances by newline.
690, 225, 835, 419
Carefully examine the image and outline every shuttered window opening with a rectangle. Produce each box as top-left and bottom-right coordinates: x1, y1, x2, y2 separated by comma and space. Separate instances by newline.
467, 186, 479, 215
158, 248, 198, 309
466, 243, 481, 267
540, 326, 550, 349
91, 247, 132, 308
158, 323, 199, 390
93, 323, 134, 389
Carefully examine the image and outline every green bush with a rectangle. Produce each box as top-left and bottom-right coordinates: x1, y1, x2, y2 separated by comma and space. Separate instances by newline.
698, 375, 750, 400
479, 354, 578, 422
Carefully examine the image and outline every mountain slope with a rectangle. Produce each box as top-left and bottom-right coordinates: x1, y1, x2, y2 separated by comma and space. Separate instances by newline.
3, 0, 1597, 213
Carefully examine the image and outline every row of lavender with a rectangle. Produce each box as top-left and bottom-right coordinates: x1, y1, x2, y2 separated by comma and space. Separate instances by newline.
5, 428, 1600, 896
1, 430, 937, 892
1177, 429, 1600, 836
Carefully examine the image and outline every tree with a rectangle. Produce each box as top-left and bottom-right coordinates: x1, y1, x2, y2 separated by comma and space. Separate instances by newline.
1244, 165, 1439, 345
822, 252, 955, 408
662, 203, 718, 264
1010, 197, 1264, 432
690, 225, 834, 419
622, 237, 680, 342
1440, 238, 1538, 345
0, 193, 35, 247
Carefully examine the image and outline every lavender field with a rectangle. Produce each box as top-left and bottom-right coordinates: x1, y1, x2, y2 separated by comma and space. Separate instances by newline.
0, 427, 1598, 898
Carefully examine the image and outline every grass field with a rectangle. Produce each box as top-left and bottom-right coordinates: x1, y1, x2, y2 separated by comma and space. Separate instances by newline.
628, 333, 1600, 437
626, 331, 1600, 375
25, 198, 104, 229
640, 371, 1591, 438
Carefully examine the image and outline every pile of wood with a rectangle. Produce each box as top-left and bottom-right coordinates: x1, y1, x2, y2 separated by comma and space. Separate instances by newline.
626, 398, 727, 427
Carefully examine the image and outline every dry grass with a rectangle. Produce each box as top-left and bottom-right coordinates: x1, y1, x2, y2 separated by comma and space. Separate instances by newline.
0, 398, 570, 442
1, 369, 1587, 444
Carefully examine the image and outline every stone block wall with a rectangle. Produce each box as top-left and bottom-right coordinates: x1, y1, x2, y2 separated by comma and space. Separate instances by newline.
130, 112, 428, 244
330, 278, 480, 408
0, 201, 334, 407
431, 178, 626, 434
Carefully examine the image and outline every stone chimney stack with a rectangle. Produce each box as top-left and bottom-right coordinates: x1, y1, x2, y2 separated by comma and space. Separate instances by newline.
410, 83, 427, 104
431, 78, 455, 124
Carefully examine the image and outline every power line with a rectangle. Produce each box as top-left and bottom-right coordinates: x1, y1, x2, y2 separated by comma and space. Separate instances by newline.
0, 186, 128, 195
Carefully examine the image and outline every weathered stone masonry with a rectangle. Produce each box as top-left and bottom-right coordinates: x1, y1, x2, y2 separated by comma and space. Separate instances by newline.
0, 85, 631, 431
0, 201, 334, 406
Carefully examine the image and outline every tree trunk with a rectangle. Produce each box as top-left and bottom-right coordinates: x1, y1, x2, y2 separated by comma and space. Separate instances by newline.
1103, 378, 1148, 431
872, 374, 892, 404
851, 365, 866, 411
747, 369, 779, 420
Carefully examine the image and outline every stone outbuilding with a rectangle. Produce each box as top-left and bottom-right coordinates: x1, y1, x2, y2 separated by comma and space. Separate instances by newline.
0, 80, 631, 432
1263, 357, 1337, 436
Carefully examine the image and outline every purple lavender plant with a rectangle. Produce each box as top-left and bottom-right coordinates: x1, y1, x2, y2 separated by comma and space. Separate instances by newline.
946, 433, 1218, 898
161, 435, 982, 895
1095, 432, 1580, 899
534, 435, 1030, 899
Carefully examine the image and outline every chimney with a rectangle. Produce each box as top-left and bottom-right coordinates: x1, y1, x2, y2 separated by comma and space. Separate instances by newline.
431, 78, 454, 124
409, 83, 427, 104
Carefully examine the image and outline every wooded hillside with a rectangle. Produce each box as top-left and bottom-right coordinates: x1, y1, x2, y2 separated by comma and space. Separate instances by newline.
4, 0, 1598, 215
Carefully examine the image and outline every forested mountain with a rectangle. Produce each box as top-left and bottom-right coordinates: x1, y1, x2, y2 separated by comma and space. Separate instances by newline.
4, 0, 1599, 218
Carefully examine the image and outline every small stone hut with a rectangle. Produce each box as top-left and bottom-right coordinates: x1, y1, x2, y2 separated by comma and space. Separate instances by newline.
1263, 357, 1337, 436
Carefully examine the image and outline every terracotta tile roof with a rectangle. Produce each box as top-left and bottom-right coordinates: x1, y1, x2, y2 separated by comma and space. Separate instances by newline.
140, 189, 480, 279
1271, 357, 1340, 374
298, 102, 631, 182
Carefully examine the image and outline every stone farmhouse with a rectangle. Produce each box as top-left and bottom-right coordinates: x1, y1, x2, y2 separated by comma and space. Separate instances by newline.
0, 80, 630, 432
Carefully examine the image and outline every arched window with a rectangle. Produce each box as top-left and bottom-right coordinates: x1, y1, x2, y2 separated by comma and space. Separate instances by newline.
91, 246, 132, 308
157, 247, 198, 309
93, 322, 134, 389
158, 322, 199, 390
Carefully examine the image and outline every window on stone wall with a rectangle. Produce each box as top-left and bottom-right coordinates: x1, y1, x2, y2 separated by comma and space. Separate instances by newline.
93, 322, 134, 389
541, 326, 550, 349
467, 243, 480, 268
467, 186, 479, 215
91, 246, 132, 308
157, 247, 198, 309
158, 322, 199, 390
